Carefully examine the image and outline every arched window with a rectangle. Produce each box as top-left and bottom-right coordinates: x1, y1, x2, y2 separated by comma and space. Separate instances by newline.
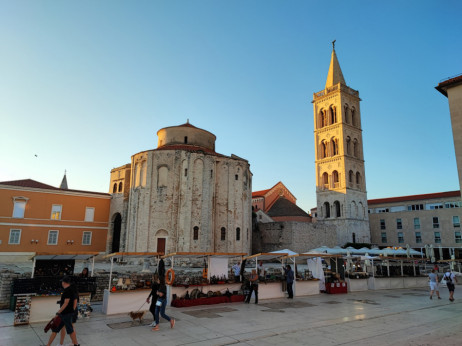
353, 139, 359, 158
118, 182, 123, 192
193, 226, 199, 240
351, 201, 357, 218
323, 201, 330, 218
158, 166, 168, 188
322, 110, 328, 127
322, 172, 329, 188
351, 107, 356, 126
318, 110, 324, 129
236, 227, 240, 241
221, 227, 226, 241
346, 136, 351, 155
356, 172, 361, 186
344, 104, 350, 124
321, 140, 328, 158
349, 170, 354, 184
112, 183, 117, 193
332, 170, 339, 188
331, 138, 338, 156
352, 232, 356, 243
330, 105, 337, 124
334, 201, 341, 217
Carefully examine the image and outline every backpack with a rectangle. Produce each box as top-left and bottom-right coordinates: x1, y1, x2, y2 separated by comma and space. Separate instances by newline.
445, 273, 452, 283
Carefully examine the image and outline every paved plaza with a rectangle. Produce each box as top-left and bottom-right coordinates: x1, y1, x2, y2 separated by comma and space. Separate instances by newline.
1, 287, 461, 346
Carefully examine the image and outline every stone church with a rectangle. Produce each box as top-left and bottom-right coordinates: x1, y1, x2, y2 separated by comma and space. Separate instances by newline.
107, 122, 252, 255
313, 44, 371, 245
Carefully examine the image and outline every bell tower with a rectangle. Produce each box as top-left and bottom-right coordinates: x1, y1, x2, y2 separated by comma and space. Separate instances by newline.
312, 42, 370, 245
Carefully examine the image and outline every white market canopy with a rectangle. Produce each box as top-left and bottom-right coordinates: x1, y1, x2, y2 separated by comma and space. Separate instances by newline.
161, 252, 247, 259
306, 246, 423, 257
103, 252, 162, 260
31, 252, 100, 278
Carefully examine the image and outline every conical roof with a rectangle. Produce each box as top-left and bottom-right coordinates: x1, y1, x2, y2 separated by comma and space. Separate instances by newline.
60, 172, 68, 189
325, 47, 346, 88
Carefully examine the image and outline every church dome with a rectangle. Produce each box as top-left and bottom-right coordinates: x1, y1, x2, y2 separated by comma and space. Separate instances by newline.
156, 121, 216, 151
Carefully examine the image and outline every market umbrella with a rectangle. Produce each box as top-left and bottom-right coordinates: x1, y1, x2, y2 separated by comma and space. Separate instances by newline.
430, 245, 436, 263
438, 246, 443, 261
425, 245, 430, 260
406, 244, 411, 258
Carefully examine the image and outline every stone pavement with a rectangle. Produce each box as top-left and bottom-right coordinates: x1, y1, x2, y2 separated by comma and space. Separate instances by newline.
1, 287, 461, 346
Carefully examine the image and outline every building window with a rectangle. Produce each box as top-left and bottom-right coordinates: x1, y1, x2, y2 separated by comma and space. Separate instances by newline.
51, 205, 62, 220
236, 227, 240, 241
415, 232, 422, 243
112, 183, 117, 193
414, 218, 420, 229
48, 230, 59, 245
184, 169, 188, 177
333, 171, 339, 188
380, 219, 386, 230
193, 226, 199, 240
408, 204, 424, 211
346, 137, 351, 155
434, 232, 441, 243
453, 216, 460, 228
333, 201, 341, 217
352, 232, 356, 243
9, 229, 21, 244
118, 182, 123, 192
221, 227, 226, 241
432, 217, 439, 228
235, 175, 238, 180
323, 202, 330, 218
397, 232, 404, 243
82, 231, 92, 245
85, 207, 95, 222
396, 218, 402, 229
427, 203, 443, 210
184, 136, 188, 144
13, 200, 26, 218
381, 232, 387, 243
322, 172, 329, 188
445, 201, 461, 208
455, 232, 461, 243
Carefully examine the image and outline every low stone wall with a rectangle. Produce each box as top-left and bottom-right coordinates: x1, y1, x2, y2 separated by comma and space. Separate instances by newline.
0, 271, 31, 309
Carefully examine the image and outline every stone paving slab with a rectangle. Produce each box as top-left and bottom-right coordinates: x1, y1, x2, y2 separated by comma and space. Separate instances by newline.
1, 288, 461, 345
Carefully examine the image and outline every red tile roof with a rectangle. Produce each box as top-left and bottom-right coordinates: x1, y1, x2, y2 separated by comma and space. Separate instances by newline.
436, 74, 462, 97
0, 179, 110, 196
252, 189, 270, 198
368, 191, 460, 205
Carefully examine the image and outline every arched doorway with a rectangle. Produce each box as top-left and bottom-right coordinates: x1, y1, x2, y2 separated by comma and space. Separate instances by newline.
112, 213, 122, 253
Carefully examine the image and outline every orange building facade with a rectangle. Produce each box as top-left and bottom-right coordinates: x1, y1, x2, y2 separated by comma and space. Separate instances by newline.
0, 179, 111, 255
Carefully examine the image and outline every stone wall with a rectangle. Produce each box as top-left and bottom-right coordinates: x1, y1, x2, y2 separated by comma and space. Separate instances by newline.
253, 221, 337, 254
0, 271, 31, 309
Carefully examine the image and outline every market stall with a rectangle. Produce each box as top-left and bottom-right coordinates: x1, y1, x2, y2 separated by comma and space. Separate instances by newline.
368, 257, 427, 290
102, 252, 161, 315
161, 252, 247, 307
13, 252, 99, 324
242, 252, 288, 299
282, 253, 343, 296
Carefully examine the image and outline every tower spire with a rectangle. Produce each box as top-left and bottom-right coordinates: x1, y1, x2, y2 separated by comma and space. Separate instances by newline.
325, 41, 346, 88
60, 170, 68, 189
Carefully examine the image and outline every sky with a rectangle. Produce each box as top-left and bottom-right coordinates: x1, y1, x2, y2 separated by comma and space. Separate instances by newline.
0, 1, 461, 212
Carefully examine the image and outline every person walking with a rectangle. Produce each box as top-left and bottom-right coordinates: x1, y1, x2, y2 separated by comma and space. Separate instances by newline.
146, 275, 160, 327
443, 269, 458, 302
285, 265, 294, 299
428, 269, 441, 300
232, 262, 241, 283
57, 281, 79, 346
245, 269, 259, 304
151, 280, 175, 331
46, 276, 79, 346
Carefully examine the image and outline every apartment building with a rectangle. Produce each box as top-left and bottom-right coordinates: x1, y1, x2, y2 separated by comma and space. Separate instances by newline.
0, 179, 110, 259
369, 191, 462, 258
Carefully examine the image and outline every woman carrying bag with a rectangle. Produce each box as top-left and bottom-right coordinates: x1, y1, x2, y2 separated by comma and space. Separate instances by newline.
151, 279, 175, 331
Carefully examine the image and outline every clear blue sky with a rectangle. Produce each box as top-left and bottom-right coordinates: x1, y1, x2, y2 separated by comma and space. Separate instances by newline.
1, 1, 461, 212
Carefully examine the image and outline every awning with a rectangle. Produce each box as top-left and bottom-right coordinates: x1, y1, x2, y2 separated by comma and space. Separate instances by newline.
243, 253, 288, 261
103, 252, 162, 260
161, 252, 246, 259
32, 252, 100, 261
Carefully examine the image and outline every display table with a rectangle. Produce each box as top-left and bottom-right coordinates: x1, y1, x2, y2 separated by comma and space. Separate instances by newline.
30, 295, 60, 323
294, 280, 320, 296
102, 289, 151, 315
325, 282, 348, 294
346, 278, 368, 292
172, 295, 245, 307
258, 281, 286, 299
169, 283, 242, 303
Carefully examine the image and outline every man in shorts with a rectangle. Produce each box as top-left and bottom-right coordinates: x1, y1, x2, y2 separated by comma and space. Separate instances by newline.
428, 269, 441, 299
444, 269, 458, 302
46, 276, 80, 346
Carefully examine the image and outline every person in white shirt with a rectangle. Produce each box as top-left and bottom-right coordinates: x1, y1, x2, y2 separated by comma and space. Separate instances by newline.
232, 262, 241, 283
443, 269, 458, 302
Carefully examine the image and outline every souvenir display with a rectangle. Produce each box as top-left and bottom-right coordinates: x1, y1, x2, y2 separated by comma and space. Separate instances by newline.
14, 295, 32, 325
